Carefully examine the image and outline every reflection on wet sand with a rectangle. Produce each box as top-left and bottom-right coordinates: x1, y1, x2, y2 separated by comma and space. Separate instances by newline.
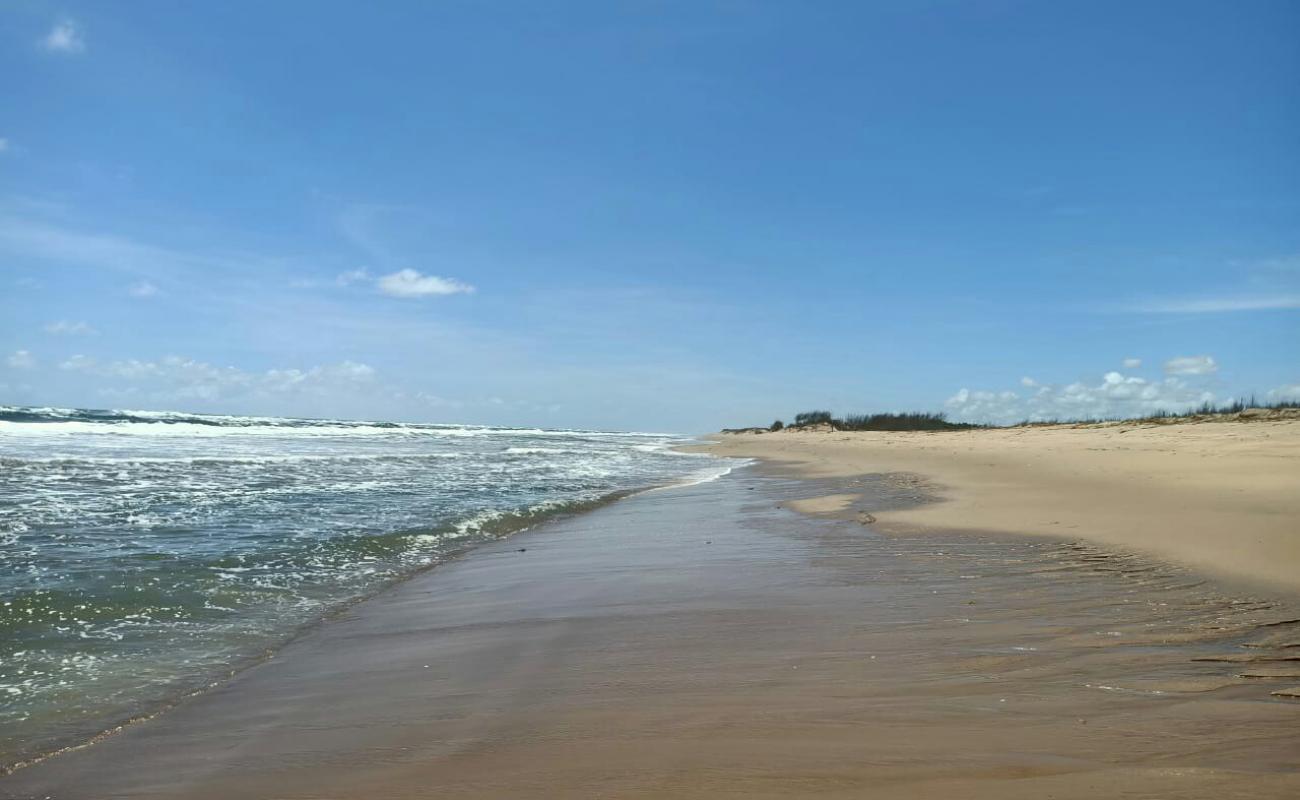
3, 469, 1297, 799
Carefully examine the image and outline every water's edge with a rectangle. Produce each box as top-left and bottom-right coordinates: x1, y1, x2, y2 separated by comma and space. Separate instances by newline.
2, 468, 739, 776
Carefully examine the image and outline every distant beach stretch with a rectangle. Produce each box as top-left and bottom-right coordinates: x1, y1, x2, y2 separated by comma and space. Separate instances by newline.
699, 415, 1300, 594
2, 412, 1298, 798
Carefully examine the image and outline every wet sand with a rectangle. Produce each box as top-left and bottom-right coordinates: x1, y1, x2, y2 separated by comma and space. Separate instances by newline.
3, 470, 1299, 798
699, 421, 1300, 594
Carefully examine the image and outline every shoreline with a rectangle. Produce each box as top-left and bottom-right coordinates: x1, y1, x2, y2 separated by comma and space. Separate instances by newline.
1, 460, 746, 777
3, 467, 1298, 798
692, 420, 1300, 596
0, 484, 683, 776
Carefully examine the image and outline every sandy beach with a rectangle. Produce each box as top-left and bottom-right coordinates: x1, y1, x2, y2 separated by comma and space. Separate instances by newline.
699, 419, 1300, 595
7, 2, 1296, 796
4, 460, 1299, 798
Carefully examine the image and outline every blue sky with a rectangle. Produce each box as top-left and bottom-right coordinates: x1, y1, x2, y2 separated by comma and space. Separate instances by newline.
2, 1, 1297, 431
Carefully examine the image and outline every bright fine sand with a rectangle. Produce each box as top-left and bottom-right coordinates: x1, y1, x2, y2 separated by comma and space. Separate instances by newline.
700, 420, 1300, 594
3, 426, 1300, 798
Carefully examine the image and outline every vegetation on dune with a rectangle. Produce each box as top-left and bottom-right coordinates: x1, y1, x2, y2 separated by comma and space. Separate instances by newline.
784, 410, 979, 432
838, 412, 980, 431
793, 410, 833, 427
1012, 397, 1300, 427
731, 397, 1300, 434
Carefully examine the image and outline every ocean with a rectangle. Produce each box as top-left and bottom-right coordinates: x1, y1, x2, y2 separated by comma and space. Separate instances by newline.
0, 405, 733, 768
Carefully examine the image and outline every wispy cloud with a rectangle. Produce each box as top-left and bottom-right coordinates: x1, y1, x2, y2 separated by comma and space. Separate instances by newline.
376, 269, 474, 298
1112, 254, 1300, 314
58, 353, 380, 404
40, 18, 85, 54
0, 215, 188, 277
0, 214, 296, 290
0, 138, 10, 154
43, 320, 98, 336
129, 281, 160, 298
1122, 357, 1142, 369
6, 350, 36, 369
1164, 355, 1217, 376
336, 269, 369, 286
59, 354, 95, 371
1127, 295, 1300, 313
291, 267, 473, 299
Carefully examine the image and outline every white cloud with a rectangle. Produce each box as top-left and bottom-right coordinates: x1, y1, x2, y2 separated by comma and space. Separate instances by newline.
1163, 355, 1217, 376
129, 281, 160, 298
291, 268, 472, 299
40, 18, 85, 54
1267, 384, 1300, 402
946, 365, 1220, 425
376, 269, 474, 298
1122, 357, 1141, 369
261, 361, 376, 394
6, 350, 36, 369
59, 354, 96, 371
1019, 376, 1038, 388
43, 320, 98, 336
0, 139, 9, 153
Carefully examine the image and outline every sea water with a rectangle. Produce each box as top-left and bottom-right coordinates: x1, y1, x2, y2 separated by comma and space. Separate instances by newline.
0, 406, 732, 767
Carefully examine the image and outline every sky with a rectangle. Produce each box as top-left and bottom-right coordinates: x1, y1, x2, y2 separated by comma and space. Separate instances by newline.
1, 1, 1298, 432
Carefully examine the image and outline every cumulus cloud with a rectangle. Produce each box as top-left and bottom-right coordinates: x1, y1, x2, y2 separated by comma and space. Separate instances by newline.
6, 350, 36, 369
1268, 384, 1300, 402
1122, 358, 1141, 369
376, 269, 474, 298
129, 281, 160, 298
43, 320, 97, 336
1163, 355, 1217, 376
946, 365, 1220, 425
40, 18, 85, 54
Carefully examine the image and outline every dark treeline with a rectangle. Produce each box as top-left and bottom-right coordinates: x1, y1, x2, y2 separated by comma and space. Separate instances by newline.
776, 410, 979, 432
839, 412, 980, 431
792, 410, 833, 426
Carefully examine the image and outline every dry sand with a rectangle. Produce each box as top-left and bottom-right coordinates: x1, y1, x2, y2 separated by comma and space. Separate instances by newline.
698, 420, 1300, 594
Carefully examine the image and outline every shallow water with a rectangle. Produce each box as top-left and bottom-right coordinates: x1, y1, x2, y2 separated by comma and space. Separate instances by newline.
0, 406, 732, 768
3, 467, 1297, 798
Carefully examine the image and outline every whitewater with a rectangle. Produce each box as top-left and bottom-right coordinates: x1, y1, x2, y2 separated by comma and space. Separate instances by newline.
0, 405, 733, 768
